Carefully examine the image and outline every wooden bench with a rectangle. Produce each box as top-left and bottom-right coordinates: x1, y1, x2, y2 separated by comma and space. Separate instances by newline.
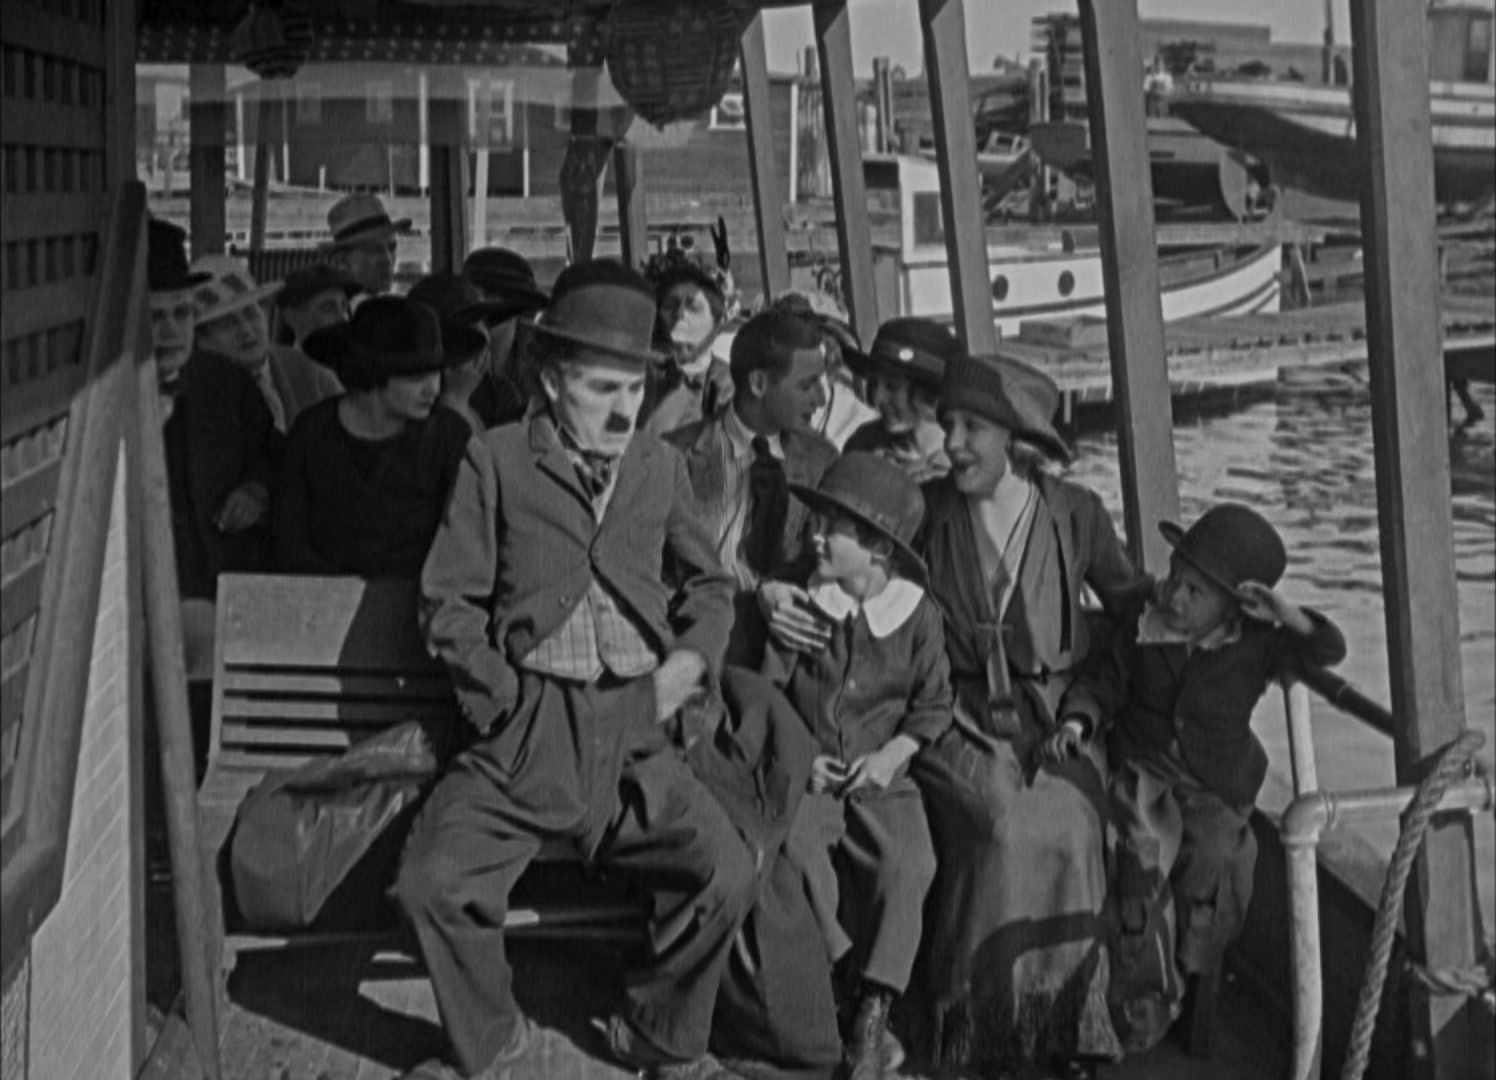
198, 574, 640, 985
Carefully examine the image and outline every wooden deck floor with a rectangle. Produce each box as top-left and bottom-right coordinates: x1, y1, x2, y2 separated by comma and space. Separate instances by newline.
143, 938, 1288, 1080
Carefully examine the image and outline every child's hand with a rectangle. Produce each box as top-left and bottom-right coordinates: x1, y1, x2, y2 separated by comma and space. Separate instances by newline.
1238, 581, 1314, 634
1035, 719, 1087, 766
810, 754, 849, 794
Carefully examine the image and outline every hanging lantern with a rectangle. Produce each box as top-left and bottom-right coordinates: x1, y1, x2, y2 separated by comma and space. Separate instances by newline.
605, 0, 750, 128
231, 2, 313, 80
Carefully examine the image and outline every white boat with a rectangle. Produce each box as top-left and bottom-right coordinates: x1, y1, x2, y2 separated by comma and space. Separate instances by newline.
867, 155, 1281, 339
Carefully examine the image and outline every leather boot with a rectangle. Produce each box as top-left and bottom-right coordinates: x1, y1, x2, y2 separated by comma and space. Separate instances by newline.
845, 984, 893, 1080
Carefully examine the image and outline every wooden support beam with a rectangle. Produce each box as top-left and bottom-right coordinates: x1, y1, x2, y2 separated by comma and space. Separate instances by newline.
428, 95, 468, 274
740, 13, 790, 301
814, 1, 878, 346
613, 143, 646, 272
1077, 0, 1178, 575
919, 0, 997, 355
188, 65, 226, 258
1347, 2, 1484, 1076
249, 89, 275, 254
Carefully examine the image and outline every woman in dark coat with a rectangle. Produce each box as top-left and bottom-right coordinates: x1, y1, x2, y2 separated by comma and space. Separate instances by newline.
274, 297, 480, 579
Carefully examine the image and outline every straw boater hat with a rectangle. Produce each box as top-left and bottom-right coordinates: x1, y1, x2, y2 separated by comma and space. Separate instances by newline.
407, 270, 542, 328
462, 247, 549, 311
318, 192, 413, 253
790, 452, 928, 583
940, 351, 1071, 462
519, 260, 663, 368
189, 255, 281, 323
1159, 503, 1287, 603
274, 264, 360, 312
302, 296, 486, 378
147, 218, 210, 293
845, 317, 962, 390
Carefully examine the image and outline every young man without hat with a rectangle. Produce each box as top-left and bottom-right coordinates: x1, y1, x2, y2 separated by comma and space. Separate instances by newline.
319, 192, 412, 297
1056, 503, 1347, 1053
393, 260, 753, 1080
665, 310, 839, 667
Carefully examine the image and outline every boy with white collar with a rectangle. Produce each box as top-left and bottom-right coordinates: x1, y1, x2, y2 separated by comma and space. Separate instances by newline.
765, 453, 953, 1080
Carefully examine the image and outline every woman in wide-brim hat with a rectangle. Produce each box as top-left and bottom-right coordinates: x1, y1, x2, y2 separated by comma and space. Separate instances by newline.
275, 297, 485, 579
843, 317, 964, 483
910, 351, 1144, 1075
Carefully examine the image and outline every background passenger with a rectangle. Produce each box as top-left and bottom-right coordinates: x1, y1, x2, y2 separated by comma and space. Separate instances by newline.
766, 289, 878, 450
842, 317, 958, 483
268, 263, 354, 425
319, 192, 411, 297
460, 247, 551, 425
640, 245, 736, 437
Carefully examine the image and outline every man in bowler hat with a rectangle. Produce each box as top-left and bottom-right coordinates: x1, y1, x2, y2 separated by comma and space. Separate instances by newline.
393, 260, 753, 1080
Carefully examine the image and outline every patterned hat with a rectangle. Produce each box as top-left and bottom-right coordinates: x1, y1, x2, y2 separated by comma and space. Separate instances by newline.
189, 255, 280, 323
940, 352, 1070, 462
319, 193, 413, 252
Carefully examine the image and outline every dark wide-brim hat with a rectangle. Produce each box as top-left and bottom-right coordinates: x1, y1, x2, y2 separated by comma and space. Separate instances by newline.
789, 452, 928, 583
518, 259, 663, 368
302, 296, 485, 376
845, 316, 961, 389
1159, 503, 1287, 603
463, 246, 549, 309
148, 218, 211, 293
407, 270, 541, 328
940, 352, 1071, 463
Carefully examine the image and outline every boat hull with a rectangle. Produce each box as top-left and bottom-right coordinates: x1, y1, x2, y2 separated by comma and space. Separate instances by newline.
1169, 78, 1496, 206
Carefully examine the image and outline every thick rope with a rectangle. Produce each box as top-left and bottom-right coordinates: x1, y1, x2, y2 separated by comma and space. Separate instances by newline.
1340, 729, 1487, 1080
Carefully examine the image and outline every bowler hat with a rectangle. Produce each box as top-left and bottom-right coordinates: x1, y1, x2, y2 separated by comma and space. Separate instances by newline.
520, 260, 662, 368
275, 264, 359, 311
463, 247, 549, 309
940, 352, 1070, 462
302, 296, 485, 378
319, 193, 413, 252
148, 218, 210, 293
1159, 503, 1287, 603
407, 270, 540, 328
790, 452, 928, 583
845, 317, 961, 389
190, 255, 281, 323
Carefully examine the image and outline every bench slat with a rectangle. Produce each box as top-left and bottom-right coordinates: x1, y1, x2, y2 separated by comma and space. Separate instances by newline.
219, 698, 457, 723
219, 725, 365, 750
219, 670, 455, 700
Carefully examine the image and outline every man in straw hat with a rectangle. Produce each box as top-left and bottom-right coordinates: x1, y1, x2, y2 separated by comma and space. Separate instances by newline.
394, 261, 753, 1080
319, 191, 413, 296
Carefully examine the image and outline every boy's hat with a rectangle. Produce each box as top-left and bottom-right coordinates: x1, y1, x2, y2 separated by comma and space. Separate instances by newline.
790, 452, 928, 583
940, 351, 1070, 463
275, 264, 360, 311
1159, 503, 1287, 602
462, 246, 549, 309
148, 218, 210, 293
190, 254, 280, 323
519, 259, 662, 368
407, 270, 541, 328
845, 317, 961, 389
319, 192, 413, 252
302, 295, 485, 377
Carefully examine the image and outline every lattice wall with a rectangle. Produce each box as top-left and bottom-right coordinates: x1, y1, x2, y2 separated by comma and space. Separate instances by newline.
0, 0, 110, 867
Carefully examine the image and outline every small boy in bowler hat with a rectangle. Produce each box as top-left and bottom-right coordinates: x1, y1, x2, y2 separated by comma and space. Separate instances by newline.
765, 452, 953, 1080
1053, 503, 1347, 1053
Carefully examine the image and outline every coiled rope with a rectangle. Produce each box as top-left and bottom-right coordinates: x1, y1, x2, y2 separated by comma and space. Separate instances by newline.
1340, 729, 1490, 1080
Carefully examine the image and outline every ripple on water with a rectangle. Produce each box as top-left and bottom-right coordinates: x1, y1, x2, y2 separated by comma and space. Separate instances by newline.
1066, 377, 1496, 919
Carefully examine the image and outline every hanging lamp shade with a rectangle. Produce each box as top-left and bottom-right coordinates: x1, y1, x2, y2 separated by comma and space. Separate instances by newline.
231, 2, 313, 80
605, 0, 749, 128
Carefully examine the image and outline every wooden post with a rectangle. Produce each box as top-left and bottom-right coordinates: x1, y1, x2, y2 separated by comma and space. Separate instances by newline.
1077, 0, 1179, 575
1347, 2, 1483, 1076
188, 65, 227, 258
814, 0, 878, 346
740, 12, 791, 300
428, 92, 469, 274
249, 88, 275, 254
919, 0, 997, 355
613, 143, 646, 272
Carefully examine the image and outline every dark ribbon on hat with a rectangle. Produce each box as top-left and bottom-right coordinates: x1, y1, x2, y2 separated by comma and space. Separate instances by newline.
743, 436, 789, 577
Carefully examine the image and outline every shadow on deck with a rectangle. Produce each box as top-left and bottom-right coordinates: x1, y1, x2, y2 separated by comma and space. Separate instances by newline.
142, 937, 1289, 1080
